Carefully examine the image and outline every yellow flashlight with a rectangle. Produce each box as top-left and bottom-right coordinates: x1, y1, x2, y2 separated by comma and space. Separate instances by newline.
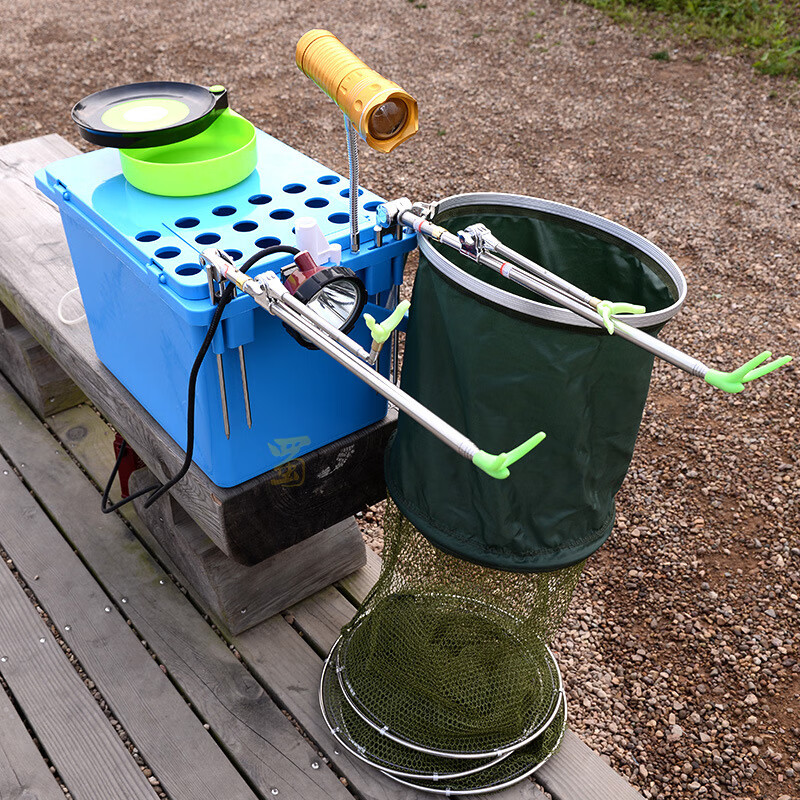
296, 30, 418, 153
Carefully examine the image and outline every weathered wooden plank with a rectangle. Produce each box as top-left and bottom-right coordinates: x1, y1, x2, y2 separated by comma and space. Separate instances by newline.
0, 301, 85, 415
0, 451, 258, 800
0, 373, 353, 800
46, 403, 175, 563
536, 731, 644, 800
287, 584, 357, 656
0, 685, 66, 800
0, 524, 156, 800
0, 133, 76, 189
130, 468, 365, 635
336, 542, 382, 605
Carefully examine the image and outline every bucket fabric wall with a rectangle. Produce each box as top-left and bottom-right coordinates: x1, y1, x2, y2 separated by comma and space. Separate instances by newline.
385, 193, 686, 573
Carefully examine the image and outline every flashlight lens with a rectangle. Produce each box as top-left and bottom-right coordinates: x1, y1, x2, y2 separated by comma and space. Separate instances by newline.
306, 279, 363, 330
367, 99, 408, 140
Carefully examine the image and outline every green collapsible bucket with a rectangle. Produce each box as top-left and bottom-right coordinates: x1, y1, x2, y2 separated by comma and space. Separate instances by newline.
386, 193, 687, 573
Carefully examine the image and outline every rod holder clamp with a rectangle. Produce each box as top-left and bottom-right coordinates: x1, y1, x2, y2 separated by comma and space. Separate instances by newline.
461, 222, 499, 257
457, 228, 479, 257
201, 248, 264, 296
410, 200, 435, 220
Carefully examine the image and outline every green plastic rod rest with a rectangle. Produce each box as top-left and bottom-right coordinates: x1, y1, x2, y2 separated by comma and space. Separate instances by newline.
595, 300, 647, 335
704, 351, 793, 393
364, 300, 410, 345
472, 431, 547, 480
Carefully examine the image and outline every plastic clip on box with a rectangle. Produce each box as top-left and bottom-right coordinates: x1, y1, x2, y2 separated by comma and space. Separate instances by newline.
36, 129, 415, 487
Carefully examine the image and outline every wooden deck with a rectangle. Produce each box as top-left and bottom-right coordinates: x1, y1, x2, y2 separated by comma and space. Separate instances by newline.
0, 135, 645, 800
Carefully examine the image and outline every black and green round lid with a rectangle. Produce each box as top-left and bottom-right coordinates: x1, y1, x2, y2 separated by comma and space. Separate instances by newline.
71, 81, 229, 148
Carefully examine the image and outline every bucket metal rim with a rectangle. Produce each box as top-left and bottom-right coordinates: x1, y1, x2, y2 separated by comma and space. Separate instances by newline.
418, 192, 687, 329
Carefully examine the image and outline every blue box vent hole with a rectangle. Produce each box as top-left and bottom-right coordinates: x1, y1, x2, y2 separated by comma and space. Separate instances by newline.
283, 183, 306, 194
156, 246, 181, 259
233, 220, 258, 232
196, 233, 221, 245
136, 231, 160, 242
213, 205, 237, 217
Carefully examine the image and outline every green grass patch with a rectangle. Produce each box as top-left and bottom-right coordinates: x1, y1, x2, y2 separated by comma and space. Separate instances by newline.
578, 0, 800, 77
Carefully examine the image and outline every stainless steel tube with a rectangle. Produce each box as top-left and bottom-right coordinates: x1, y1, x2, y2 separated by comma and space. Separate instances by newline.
479, 251, 708, 378
400, 210, 708, 379
491, 239, 597, 307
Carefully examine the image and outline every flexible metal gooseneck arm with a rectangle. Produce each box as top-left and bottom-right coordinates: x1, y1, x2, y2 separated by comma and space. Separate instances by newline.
345, 116, 360, 254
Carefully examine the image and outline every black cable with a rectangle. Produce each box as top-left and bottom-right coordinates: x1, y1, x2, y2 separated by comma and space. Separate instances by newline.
100, 439, 159, 513
101, 245, 300, 514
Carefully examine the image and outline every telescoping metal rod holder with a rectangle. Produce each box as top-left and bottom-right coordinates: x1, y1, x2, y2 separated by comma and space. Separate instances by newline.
200, 248, 545, 480
379, 199, 792, 394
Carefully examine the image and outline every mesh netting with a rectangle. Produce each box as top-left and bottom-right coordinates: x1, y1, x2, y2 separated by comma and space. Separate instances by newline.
321, 638, 509, 779
382, 694, 567, 795
336, 496, 583, 757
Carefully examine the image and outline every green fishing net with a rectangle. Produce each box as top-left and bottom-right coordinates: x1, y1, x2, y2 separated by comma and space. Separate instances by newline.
321, 640, 567, 794
335, 496, 582, 758
382, 697, 567, 795
319, 193, 687, 789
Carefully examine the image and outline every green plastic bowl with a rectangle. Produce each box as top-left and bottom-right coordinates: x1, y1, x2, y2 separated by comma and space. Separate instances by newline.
119, 109, 257, 196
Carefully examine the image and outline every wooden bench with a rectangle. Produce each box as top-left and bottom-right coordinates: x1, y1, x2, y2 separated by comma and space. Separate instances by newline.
0, 134, 645, 800
0, 134, 385, 634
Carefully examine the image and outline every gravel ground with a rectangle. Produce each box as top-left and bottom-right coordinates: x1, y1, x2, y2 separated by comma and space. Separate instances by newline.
1, 2, 798, 799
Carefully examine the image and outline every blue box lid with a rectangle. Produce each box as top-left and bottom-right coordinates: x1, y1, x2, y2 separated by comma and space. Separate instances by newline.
36, 129, 415, 325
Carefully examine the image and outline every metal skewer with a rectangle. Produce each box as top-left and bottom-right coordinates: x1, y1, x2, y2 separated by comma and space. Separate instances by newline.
215, 355, 231, 439
206, 263, 232, 438
238, 345, 252, 429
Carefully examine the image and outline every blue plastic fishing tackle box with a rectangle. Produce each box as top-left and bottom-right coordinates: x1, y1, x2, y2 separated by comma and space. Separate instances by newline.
36, 129, 414, 487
